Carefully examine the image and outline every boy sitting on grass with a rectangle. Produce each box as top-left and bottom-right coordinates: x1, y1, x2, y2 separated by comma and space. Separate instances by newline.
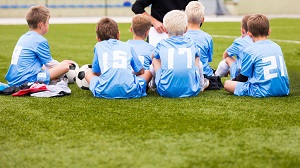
214, 14, 254, 79
152, 10, 202, 98
126, 14, 154, 90
5, 5, 73, 87
85, 17, 152, 99
184, 1, 214, 80
224, 14, 290, 97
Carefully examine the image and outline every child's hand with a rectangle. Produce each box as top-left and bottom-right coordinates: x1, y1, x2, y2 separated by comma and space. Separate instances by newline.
62, 60, 76, 65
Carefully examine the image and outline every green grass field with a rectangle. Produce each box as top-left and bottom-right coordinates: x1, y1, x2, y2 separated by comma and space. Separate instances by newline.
0, 18, 300, 168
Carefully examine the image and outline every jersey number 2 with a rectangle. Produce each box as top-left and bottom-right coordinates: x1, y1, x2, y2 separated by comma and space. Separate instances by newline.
262, 55, 286, 80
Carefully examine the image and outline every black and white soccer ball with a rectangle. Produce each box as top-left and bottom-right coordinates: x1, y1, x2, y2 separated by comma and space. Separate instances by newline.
65, 61, 79, 84
76, 64, 92, 90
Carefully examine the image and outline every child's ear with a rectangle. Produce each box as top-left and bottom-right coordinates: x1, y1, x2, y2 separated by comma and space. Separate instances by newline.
199, 17, 204, 27
268, 29, 271, 36
241, 28, 246, 35
130, 27, 133, 33
38, 22, 43, 29
96, 36, 101, 42
247, 31, 252, 37
247, 31, 254, 42
184, 27, 188, 33
117, 31, 120, 40
145, 30, 149, 37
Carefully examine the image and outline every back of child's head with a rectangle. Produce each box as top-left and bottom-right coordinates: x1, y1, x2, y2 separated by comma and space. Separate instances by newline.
241, 14, 252, 32
163, 10, 188, 36
247, 14, 269, 37
185, 1, 205, 24
26, 5, 50, 29
131, 14, 152, 37
96, 17, 119, 41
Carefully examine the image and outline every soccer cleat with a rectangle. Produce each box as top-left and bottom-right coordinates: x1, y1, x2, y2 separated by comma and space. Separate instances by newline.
201, 78, 210, 92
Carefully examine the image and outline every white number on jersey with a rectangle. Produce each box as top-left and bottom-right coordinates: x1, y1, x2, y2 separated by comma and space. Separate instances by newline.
138, 56, 145, 66
11, 46, 23, 65
102, 50, 128, 72
262, 55, 286, 80
167, 48, 193, 69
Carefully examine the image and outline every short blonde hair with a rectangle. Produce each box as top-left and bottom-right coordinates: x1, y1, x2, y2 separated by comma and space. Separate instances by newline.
185, 1, 205, 24
163, 10, 188, 36
131, 14, 152, 37
96, 17, 119, 41
26, 5, 50, 29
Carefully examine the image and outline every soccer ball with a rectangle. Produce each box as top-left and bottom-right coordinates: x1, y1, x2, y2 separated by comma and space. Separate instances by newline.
76, 64, 92, 90
65, 61, 79, 84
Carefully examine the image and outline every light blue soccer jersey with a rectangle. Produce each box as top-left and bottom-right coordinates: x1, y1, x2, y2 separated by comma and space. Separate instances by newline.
5, 31, 53, 86
90, 39, 146, 99
226, 35, 254, 78
184, 30, 214, 77
126, 40, 154, 70
153, 36, 201, 98
234, 40, 290, 97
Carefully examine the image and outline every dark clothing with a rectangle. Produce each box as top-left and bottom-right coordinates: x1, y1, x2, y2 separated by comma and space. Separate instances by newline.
132, 0, 197, 23
232, 74, 248, 82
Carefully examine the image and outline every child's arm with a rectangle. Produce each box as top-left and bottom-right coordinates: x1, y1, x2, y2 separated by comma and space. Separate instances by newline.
44, 60, 59, 68
85, 69, 100, 84
134, 68, 145, 76
222, 51, 229, 60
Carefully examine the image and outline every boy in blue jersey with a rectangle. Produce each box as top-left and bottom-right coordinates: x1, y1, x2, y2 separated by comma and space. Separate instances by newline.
152, 10, 201, 98
126, 14, 154, 86
85, 17, 152, 99
5, 5, 73, 87
184, 1, 214, 78
224, 14, 290, 97
215, 14, 254, 79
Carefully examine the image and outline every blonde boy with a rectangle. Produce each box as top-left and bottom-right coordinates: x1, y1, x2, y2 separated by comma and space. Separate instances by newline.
152, 10, 201, 98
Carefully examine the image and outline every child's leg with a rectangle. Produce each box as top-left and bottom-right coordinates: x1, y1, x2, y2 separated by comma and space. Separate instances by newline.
214, 59, 230, 77
138, 70, 152, 84
198, 60, 204, 87
148, 64, 156, 90
85, 69, 97, 84
199, 61, 210, 91
48, 61, 70, 80
224, 80, 238, 94
152, 58, 161, 72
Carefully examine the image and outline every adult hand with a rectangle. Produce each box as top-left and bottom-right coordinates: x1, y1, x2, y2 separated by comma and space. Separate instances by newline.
152, 20, 166, 33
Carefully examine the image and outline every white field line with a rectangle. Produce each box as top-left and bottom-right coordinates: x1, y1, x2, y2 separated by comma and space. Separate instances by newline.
212, 35, 300, 44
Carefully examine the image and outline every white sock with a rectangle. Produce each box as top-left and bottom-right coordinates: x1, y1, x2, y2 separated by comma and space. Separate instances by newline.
215, 60, 229, 77
150, 64, 155, 76
149, 64, 156, 89
197, 60, 205, 87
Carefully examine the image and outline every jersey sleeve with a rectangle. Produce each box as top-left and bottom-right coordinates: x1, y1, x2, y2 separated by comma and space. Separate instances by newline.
92, 47, 101, 74
208, 39, 213, 62
143, 54, 152, 70
226, 38, 242, 57
36, 40, 54, 65
130, 47, 143, 73
153, 43, 161, 59
195, 44, 201, 58
240, 50, 254, 77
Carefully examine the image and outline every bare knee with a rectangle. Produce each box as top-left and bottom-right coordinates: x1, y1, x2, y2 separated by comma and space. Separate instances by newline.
61, 62, 70, 73
224, 80, 236, 93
